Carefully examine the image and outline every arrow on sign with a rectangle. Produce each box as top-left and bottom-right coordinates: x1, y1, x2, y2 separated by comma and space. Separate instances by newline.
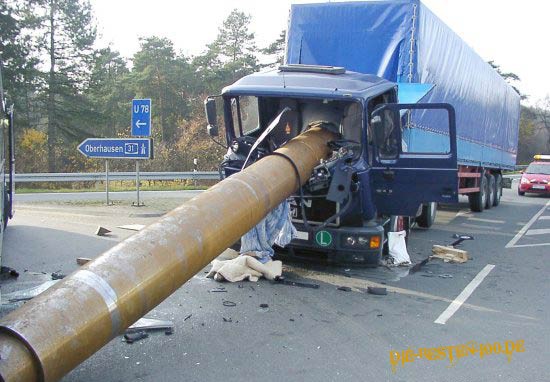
135, 120, 146, 128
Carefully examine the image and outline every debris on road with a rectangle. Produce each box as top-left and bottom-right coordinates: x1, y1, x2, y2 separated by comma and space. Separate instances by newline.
117, 224, 146, 231
0, 266, 19, 279
126, 317, 174, 335
450, 234, 474, 247
76, 257, 92, 266
222, 300, 237, 307
438, 274, 454, 279
259, 303, 269, 308
95, 226, 111, 236
51, 272, 66, 280
123, 331, 149, 343
184, 314, 192, 321
273, 276, 320, 289
367, 286, 387, 296
209, 287, 227, 293
431, 245, 469, 263
337, 286, 352, 292
2, 280, 59, 302
222, 317, 232, 322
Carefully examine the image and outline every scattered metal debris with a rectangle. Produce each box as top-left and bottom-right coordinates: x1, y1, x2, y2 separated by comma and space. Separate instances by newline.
95, 226, 111, 236
184, 314, 192, 321
438, 274, 453, 279
222, 300, 237, 307
51, 272, 66, 280
420, 273, 435, 277
273, 276, 320, 289
126, 317, 174, 335
209, 287, 227, 293
124, 331, 148, 343
450, 234, 474, 247
2, 280, 60, 302
222, 317, 232, 322
0, 266, 19, 279
117, 224, 146, 231
76, 257, 92, 266
259, 303, 269, 308
337, 286, 352, 292
410, 257, 430, 274
367, 287, 387, 296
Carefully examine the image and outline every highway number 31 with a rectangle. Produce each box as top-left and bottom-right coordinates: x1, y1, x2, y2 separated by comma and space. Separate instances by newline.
315, 231, 332, 247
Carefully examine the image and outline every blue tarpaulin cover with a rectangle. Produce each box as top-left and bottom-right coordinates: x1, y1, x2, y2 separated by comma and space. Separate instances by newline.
286, 0, 520, 168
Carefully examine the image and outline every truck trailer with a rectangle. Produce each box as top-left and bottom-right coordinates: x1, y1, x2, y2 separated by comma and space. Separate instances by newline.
205, 0, 520, 266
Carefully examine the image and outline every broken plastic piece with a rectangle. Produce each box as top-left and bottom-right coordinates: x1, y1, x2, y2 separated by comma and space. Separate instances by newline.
124, 331, 148, 343
367, 287, 387, 295
337, 286, 351, 292
95, 226, 111, 236
222, 300, 237, 307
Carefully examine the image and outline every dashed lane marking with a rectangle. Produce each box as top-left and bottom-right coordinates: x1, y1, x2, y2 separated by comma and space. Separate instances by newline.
434, 264, 495, 325
525, 228, 550, 236
467, 217, 505, 224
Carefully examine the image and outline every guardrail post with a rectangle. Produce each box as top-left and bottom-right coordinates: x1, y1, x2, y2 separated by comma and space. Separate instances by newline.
105, 160, 111, 205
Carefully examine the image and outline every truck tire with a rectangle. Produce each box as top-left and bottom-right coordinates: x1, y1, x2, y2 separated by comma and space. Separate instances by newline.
485, 174, 495, 209
416, 202, 437, 228
493, 174, 502, 206
469, 174, 487, 212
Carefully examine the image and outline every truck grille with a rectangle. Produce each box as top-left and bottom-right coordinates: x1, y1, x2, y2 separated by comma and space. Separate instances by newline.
290, 197, 340, 226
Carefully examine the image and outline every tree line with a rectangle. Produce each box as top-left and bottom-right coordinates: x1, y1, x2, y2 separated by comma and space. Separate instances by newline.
1, 0, 285, 174
1, 0, 549, 175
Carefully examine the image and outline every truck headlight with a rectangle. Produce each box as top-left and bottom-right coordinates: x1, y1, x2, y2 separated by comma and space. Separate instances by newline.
346, 236, 357, 246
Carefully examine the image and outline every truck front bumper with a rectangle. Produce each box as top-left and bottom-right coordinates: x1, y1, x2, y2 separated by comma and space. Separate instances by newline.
281, 224, 385, 266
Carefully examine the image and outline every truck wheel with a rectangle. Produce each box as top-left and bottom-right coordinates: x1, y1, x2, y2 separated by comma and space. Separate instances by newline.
493, 174, 502, 206
468, 174, 487, 212
485, 174, 495, 209
416, 202, 437, 228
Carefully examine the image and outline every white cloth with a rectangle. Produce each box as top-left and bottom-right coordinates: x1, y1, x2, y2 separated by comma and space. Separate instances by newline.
207, 255, 283, 283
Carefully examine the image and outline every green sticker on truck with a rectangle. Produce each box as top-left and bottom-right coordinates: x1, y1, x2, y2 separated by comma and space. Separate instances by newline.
315, 230, 332, 247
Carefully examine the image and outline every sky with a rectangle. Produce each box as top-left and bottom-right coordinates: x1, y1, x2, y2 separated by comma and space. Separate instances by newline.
91, 0, 548, 103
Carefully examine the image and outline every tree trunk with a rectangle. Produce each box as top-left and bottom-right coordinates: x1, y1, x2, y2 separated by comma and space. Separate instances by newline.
47, 0, 57, 172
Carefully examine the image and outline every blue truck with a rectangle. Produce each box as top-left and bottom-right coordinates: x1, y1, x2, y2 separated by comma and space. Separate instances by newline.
204, 0, 520, 265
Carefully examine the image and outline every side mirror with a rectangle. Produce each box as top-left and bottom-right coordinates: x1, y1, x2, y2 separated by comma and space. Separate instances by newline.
204, 97, 218, 137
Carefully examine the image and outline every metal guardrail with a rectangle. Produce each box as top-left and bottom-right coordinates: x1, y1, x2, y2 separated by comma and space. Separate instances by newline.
14, 171, 219, 183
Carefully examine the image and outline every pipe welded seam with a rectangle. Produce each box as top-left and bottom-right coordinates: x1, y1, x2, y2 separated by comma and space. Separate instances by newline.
72, 270, 122, 336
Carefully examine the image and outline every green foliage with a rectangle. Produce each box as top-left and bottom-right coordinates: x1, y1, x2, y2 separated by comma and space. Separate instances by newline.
260, 30, 286, 68
1, 6, 267, 174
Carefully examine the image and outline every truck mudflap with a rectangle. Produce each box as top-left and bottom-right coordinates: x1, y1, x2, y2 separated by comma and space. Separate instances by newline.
283, 224, 384, 266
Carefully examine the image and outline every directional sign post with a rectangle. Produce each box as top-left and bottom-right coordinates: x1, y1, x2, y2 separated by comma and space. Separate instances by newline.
78, 138, 153, 206
78, 138, 153, 159
132, 99, 151, 137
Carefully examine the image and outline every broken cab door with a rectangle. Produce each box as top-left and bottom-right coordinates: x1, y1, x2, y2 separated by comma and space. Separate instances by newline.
369, 103, 458, 216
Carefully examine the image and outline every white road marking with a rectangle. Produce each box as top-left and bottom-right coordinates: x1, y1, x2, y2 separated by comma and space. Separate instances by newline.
538, 216, 550, 220
505, 200, 550, 248
434, 264, 495, 325
455, 210, 472, 217
467, 217, 505, 224
508, 242, 550, 248
525, 228, 550, 236
460, 223, 501, 231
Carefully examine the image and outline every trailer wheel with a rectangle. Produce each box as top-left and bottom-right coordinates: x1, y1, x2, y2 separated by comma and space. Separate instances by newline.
493, 174, 502, 206
416, 202, 437, 228
468, 174, 487, 212
485, 174, 495, 209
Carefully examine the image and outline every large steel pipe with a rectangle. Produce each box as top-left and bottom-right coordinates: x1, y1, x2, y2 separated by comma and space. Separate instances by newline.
0, 127, 335, 382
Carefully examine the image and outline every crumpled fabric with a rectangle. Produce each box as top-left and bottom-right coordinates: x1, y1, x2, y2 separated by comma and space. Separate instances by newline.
240, 200, 297, 263
207, 255, 282, 283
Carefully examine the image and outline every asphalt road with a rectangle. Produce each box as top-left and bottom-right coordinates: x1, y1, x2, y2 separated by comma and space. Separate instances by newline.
1, 184, 549, 381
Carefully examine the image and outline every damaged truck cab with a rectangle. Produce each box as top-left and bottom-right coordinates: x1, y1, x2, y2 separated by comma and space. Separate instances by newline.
205, 64, 458, 265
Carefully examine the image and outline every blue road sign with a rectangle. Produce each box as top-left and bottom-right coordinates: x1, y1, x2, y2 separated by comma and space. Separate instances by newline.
131, 98, 151, 136
78, 138, 153, 159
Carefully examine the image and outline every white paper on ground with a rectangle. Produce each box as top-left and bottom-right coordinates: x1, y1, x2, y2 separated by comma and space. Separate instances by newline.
387, 230, 411, 265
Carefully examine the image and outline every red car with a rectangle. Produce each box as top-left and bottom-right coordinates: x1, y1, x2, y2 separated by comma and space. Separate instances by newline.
518, 157, 550, 195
